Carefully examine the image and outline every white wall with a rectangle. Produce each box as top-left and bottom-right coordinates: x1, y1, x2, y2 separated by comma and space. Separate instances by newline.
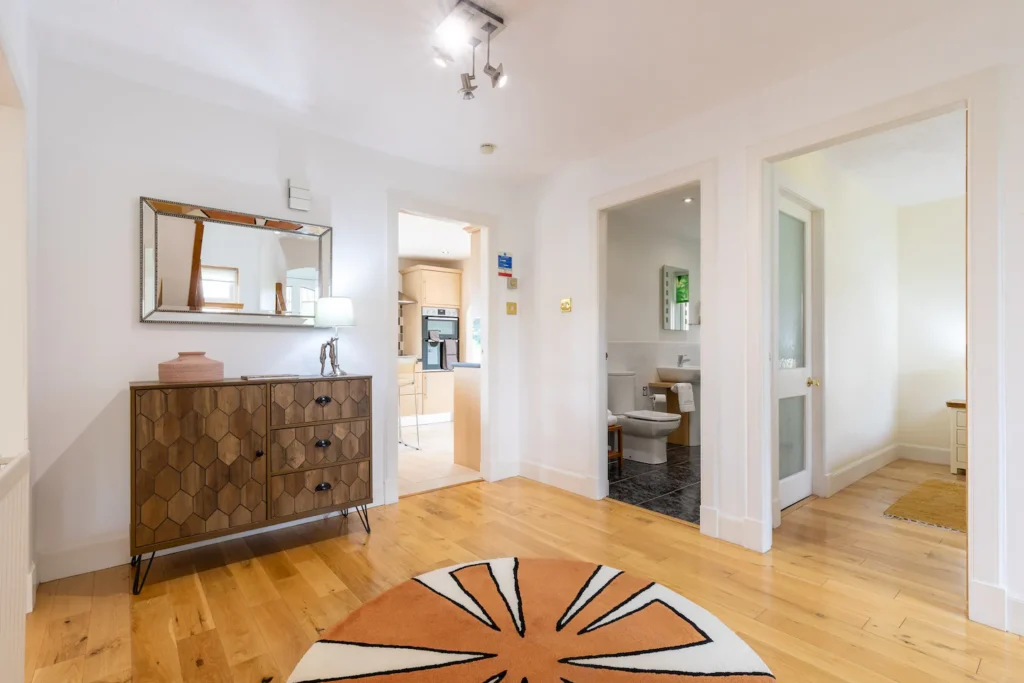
29, 55, 533, 582
527, 2, 1024, 632
776, 151, 901, 475
606, 199, 702, 443
897, 197, 967, 452
0, 104, 26, 459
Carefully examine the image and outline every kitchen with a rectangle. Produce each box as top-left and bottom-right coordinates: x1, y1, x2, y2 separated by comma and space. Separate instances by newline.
397, 211, 483, 496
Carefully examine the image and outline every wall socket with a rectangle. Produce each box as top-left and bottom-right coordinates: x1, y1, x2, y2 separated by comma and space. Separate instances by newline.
506, 302, 518, 315
642, 386, 649, 397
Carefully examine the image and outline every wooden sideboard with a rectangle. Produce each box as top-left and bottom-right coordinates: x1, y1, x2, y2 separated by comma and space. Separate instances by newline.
129, 375, 372, 593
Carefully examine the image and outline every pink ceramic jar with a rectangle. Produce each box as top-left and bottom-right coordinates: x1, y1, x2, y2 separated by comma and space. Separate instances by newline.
158, 352, 224, 383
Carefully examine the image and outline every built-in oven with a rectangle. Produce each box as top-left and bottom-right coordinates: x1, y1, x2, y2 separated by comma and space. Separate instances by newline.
421, 307, 459, 371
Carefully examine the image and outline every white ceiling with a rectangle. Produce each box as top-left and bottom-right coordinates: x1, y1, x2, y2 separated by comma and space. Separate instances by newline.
820, 110, 966, 206
608, 183, 701, 240
32, 0, 968, 179
398, 211, 471, 260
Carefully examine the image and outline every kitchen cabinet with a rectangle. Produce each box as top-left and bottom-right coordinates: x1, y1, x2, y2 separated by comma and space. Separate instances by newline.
398, 363, 454, 418
400, 265, 463, 356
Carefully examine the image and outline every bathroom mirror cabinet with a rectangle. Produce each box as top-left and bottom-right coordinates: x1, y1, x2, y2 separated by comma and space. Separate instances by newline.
140, 198, 332, 326
662, 265, 692, 331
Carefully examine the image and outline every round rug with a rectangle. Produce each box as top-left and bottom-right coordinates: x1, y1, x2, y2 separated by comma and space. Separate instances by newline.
288, 558, 774, 682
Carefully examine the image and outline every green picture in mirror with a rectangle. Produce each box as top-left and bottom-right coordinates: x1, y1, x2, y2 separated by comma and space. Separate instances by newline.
675, 273, 689, 304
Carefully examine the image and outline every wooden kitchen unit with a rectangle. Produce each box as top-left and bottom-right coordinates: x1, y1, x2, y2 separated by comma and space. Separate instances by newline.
400, 264, 462, 356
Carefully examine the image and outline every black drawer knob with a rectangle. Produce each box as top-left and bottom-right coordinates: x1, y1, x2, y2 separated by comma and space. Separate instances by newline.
315, 439, 331, 448
315, 395, 332, 406
255, 450, 264, 458
314, 482, 332, 492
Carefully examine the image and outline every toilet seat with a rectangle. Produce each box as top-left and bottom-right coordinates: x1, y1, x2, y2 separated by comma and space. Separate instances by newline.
624, 410, 679, 422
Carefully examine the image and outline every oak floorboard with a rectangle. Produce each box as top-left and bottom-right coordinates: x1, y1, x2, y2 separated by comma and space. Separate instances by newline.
25, 460, 1022, 683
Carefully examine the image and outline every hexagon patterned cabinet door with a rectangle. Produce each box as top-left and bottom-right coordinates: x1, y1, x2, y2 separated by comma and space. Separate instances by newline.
133, 385, 268, 552
270, 379, 371, 426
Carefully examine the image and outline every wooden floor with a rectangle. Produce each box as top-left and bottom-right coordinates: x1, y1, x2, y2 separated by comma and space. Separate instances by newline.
25, 460, 1022, 682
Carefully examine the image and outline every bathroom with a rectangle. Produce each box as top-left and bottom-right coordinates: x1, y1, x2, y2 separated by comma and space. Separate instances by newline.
605, 183, 702, 525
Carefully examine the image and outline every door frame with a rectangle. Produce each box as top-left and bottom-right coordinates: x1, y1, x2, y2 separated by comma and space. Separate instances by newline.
749, 70, 1004, 630
590, 160, 719, 533
384, 193, 494, 505
771, 186, 825, 524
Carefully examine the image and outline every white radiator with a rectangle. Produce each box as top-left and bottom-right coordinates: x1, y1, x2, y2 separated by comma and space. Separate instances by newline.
0, 453, 30, 683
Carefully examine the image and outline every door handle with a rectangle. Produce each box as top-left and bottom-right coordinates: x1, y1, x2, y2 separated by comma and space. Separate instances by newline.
806, 378, 821, 387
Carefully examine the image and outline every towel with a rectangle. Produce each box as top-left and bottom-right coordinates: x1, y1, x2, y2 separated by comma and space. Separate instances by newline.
441, 338, 458, 370
672, 383, 695, 412
607, 409, 618, 426
428, 330, 440, 342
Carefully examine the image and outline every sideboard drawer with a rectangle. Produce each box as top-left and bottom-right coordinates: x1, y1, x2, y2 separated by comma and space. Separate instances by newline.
270, 378, 371, 426
269, 419, 370, 474
269, 462, 370, 519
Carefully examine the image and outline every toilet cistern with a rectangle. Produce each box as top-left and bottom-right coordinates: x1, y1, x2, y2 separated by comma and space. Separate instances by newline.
677, 354, 691, 367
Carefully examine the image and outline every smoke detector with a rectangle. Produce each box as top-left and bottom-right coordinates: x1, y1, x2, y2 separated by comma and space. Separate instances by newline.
480, 143, 496, 155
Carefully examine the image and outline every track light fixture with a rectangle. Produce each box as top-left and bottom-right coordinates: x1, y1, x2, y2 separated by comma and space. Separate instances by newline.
431, 0, 508, 101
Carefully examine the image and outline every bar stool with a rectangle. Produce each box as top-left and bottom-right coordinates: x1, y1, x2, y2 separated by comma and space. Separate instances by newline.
398, 356, 422, 450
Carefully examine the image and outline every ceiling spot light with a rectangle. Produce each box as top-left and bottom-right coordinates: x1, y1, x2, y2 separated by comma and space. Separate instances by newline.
433, 47, 454, 68
436, 15, 470, 51
480, 143, 496, 155
484, 62, 506, 88
683, 197, 693, 203
459, 72, 477, 100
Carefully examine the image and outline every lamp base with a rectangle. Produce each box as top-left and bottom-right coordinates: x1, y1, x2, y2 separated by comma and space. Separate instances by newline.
319, 336, 347, 377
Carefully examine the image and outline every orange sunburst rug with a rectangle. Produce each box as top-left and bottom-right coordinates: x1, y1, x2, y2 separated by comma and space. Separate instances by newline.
287, 558, 775, 682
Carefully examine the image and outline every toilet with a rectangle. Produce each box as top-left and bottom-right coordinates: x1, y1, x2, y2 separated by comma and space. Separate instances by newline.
608, 372, 681, 465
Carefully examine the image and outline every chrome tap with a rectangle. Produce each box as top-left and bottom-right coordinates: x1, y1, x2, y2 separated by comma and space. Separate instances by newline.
677, 354, 691, 367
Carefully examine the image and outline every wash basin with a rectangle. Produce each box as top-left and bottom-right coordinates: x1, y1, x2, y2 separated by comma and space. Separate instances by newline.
657, 366, 701, 383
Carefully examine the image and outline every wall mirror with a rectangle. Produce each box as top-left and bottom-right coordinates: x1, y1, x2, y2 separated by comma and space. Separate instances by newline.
662, 265, 691, 331
140, 198, 332, 326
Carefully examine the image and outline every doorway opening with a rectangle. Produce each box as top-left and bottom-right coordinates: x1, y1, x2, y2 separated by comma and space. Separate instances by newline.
396, 211, 484, 496
768, 109, 968, 612
603, 183, 703, 525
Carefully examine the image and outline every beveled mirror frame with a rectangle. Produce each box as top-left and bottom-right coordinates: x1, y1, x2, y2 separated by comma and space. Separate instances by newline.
140, 197, 332, 326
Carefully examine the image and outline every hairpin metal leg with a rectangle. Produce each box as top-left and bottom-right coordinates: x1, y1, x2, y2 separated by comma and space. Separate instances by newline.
131, 552, 156, 595
354, 504, 371, 533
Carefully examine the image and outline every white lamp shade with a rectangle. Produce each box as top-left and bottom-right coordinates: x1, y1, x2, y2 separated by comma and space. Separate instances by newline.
315, 297, 355, 328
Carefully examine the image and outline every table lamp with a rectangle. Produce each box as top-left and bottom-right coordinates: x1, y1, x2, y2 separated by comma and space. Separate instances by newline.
315, 297, 355, 376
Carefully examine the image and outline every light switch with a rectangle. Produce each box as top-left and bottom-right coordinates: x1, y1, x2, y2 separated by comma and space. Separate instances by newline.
507, 302, 518, 315
507, 277, 518, 290
560, 298, 572, 312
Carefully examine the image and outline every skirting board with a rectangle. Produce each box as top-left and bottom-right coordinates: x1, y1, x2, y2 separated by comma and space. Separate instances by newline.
1008, 593, 1024, 636
519, 460, 598, 499
895, 443, 948, 465
699, 505, 718, 538
825, 445, 899, 497
717, 513, 770, 553
26, 562, 36, 614
969, 579, 1008, 632
400, 412, 451, 427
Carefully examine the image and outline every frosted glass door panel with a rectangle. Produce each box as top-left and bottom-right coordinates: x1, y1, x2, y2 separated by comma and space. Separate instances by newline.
779, 396, 806, 480
778, 211, 806, 369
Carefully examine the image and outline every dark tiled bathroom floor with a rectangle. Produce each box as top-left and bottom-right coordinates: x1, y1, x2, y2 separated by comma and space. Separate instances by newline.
608, 445, 700, 524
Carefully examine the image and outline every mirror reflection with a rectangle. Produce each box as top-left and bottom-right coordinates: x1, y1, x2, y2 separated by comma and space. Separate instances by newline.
141, 199, 332, 326
662, 265, 691, 331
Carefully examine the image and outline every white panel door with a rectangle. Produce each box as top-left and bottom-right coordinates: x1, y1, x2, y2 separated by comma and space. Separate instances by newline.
775, 195, 815, 509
